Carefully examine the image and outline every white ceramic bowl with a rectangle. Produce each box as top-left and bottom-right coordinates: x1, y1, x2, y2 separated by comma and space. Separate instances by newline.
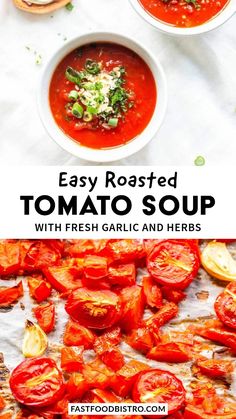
129, 0, 236, 36
38, 32, 167, 163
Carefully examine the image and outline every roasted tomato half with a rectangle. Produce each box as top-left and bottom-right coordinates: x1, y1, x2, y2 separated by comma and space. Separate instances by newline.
196, 358, 234, 379
132, 369, 186, 417
9, 357, 64, 407
214, 282, 236, 330
33, 302, 55, 334
0, 281, 23, 307
119, 285, 145, 331
65, 288, 121, 329
147, 240, 200, 290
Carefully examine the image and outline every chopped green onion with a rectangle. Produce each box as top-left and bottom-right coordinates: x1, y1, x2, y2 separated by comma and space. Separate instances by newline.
72, 103, 84, 118
85, 59, 100, 75
194, 155, 205, 166
87, 106, 98, 115
108, 118, 118, 128
83, 112, 93, 122
65, 2, 74, 11
65, 67, 82, 85
68, 90, 79, 101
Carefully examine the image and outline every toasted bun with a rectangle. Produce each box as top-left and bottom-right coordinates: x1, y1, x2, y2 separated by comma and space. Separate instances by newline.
13, 0, 71, 14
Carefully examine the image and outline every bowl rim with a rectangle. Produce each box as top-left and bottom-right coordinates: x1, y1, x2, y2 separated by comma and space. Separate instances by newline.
38, 31, 168, 163
129, 0, 236, 36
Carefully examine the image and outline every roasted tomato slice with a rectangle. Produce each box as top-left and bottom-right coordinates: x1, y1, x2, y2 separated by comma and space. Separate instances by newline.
108, 264, 136, 287
28, 275, 51, 303
65, 288, 121, 329
82, 358, 115, 389
94, 326, 121, 355
0, 281, 23, 307
44, 266, 83, 293
0, 241, 20, 276
84, 256, 108, 280
195, 321, 236, 350
20, 241, 60, 272
147, 343, 191, 363
147, 240, 200, 290
214, 282, 236, 329
196, 358, 234, 379
142, 276, 163, 309
145, 302, 178, 328
111, 360, 149, 398
64, 240, 96, 257
82, 388, 120, 403
132, 369, 186, 417
126, 326, 160, 354
105, 240, 146, 264
60, 347, 83, 373
63, 320, 95, 348
119, 285, 145, 331
161, 287, 186, 304
33, 302, 55, 334
66, 373, 89, 401
100, 347, 125, 372
9, 357, 64, 407
0, 396, 5, 411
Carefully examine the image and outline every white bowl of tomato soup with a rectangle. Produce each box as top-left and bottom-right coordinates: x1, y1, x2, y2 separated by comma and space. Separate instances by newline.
38, 32, 167, 162
129, 0, 235, 35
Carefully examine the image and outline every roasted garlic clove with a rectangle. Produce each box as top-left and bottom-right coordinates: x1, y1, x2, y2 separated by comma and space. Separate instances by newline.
22, 320, 48, 358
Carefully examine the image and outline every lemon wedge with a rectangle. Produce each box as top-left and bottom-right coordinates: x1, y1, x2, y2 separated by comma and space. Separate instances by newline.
201, 241, 236, 282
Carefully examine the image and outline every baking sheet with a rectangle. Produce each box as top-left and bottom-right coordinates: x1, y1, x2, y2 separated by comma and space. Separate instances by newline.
0, 240, 236, 416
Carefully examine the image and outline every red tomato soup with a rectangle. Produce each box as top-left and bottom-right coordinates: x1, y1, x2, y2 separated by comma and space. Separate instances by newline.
139, 0, 229, 28
49, 43, 157, 150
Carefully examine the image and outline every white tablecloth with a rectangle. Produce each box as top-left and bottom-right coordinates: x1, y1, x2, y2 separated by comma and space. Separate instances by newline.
0, 0, 235, 166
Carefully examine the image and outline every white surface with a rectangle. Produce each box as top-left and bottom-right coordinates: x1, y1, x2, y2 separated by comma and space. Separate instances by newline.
0, 0, 236, 166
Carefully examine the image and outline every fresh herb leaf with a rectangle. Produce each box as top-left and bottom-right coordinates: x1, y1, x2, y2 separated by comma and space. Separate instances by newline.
65, 2, 74, 11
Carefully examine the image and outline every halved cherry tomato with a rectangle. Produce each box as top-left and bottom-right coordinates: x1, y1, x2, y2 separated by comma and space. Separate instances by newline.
81, 389, 120, 403
100, 347, 125, 372
33, 302, 55, 334
215, 282, 236, 329
0, 281, 23, 307
196, 358, 234, 379
108, 264, 136, 287
0, 241, 20, 276
126, 327, 159, 354
201, 241, 236, 282
28, 276, 51, 303
9, 357, 64, 407
44, 266, 82, 293
64, 240, 96, 257
147, 240, 200, 290
63, 320, 95, 348
195, 321, 236, 350
119, 285, 145, 331
161, 287, 186, 304
110, 360, 149, 397
147, 343, 191, 363
66, 373, 89, 401
61, 347, 83, 373
84, 256, 108, 279
65, 288, 121, 329
20, 241, 60, 272
94, 326, 121, 355
145, 302, 178, 328
142, 276, 163, 309
143, 239, 164, 255
105, 240, 146, 265
82, 358, 115, 389
132, 369, 186, 417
